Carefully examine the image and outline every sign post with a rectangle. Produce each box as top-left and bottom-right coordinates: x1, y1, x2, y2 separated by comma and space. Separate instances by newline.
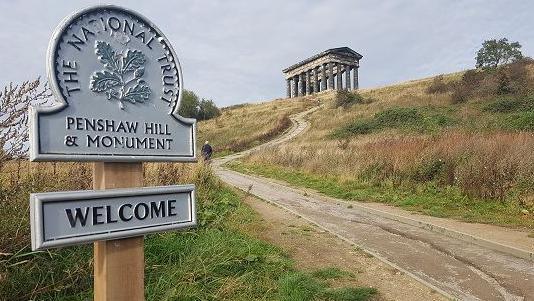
29, 5, 197, 301
93, 163, 144, 301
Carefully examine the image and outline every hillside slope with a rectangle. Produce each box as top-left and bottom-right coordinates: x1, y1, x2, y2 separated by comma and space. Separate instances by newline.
225, 62, 534, 229
197, 97, 316, 156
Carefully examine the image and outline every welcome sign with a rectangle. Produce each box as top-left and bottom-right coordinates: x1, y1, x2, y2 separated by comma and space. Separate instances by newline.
30, 5, 196, 162
30, 185, 196, 250
29, 5, 198, 252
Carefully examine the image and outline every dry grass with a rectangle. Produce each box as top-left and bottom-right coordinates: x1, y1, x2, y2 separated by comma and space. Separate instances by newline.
245, 131, 534, 206
197, 96, 318, 155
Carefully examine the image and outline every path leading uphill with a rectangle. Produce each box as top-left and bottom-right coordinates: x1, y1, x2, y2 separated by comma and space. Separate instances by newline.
213, 104, 534, 301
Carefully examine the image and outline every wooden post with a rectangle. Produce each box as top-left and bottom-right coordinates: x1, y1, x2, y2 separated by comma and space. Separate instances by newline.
93, 162, 145, 301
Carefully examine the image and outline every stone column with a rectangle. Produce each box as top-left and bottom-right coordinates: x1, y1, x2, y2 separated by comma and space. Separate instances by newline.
336, 63, 342, 90
314, 67, 319, 93
345, 65, 351, 91
321, 64, 327, 91
328, 62, 334, 89
306, 70, 312, 95
300, 73, 306, 96
286, 79, 291, 98
353, 66, 359, 90
292, 75, 299, 97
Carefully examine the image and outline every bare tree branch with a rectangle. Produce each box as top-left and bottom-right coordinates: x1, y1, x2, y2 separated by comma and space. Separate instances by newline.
0, 78, 51, 162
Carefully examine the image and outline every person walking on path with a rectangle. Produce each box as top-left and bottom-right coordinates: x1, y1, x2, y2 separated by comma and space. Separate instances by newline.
201, 141, 213, 163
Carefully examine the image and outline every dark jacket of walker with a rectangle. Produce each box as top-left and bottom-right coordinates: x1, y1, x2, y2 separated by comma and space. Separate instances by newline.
201, 144, 213, 160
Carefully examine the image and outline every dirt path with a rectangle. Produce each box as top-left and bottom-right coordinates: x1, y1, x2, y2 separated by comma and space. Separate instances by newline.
214, 105, 534, 301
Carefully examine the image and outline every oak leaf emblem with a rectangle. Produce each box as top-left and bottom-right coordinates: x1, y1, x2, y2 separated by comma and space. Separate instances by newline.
89, 41, 151, 109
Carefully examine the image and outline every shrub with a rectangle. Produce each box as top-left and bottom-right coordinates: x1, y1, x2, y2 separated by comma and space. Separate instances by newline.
448, 59, 533, 103
450, 83, 471, 103
483, 98, 521, 113
456, 153, 519, 201
426, 75, 449, 94
332, 119, 376, 138
411, 159, 447, 182
374, 107, 422, 128
496, 71, 514, 95
333, 90, 365, 108
450, 70, 484, 103
333, 107, 454, 137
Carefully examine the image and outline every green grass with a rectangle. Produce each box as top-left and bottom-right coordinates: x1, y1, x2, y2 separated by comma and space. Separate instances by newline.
333, 106, 456, 138
505, 111, 534, 130
278, 271, 376, 301
311, 267, 354, 280
227, 161, 533, 229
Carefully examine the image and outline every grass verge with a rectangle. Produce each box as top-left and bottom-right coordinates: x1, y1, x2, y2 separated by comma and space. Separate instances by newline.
227, 161, 533, 229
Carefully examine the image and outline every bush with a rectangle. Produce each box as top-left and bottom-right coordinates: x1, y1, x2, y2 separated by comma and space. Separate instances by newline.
426, 75, 449, 94
456, 153, 518, 201
333, 90, 365, 108
407, 156, 456, 186
449, 59, 533, 103
450, 70, 485, 103
374, 107, 422, 128
484, 98, 521, 113
333, 119, 376, 137
333, 107, 455, 137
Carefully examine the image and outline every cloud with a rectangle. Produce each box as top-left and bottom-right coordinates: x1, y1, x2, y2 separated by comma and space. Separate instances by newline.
0, 0, 532, 106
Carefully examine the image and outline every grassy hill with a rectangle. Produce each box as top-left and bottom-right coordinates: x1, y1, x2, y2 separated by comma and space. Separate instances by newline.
198, 97, 317, 156
226, 61, 534, 229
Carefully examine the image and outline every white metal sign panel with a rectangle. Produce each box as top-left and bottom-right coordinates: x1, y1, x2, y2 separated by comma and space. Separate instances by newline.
30, 185, 196, 250
30, 5, 196, 162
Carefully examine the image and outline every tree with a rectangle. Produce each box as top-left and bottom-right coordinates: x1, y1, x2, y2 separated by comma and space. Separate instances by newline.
0, 78, 51, 163
476, 38, 523, 69
198, 99, 221, 120
178, 89, 220, 120
178, 90, 200, 118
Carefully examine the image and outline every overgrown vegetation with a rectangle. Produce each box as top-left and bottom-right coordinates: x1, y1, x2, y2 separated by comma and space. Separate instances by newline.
425, 59, 533, 103
178, 89, 221, 121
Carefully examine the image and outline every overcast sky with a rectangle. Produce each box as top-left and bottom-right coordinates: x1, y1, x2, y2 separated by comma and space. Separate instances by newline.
0, 0, 532, 106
